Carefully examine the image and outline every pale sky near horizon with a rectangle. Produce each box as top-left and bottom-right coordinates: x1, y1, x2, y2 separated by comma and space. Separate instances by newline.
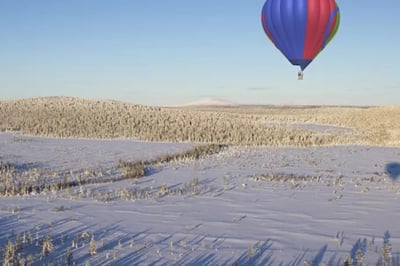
0, 1, 399, 106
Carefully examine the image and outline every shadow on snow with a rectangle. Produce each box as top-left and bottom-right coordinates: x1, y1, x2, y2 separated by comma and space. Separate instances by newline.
385, 162, 400, 181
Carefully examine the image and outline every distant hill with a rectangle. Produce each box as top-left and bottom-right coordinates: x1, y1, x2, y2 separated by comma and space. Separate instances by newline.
182, 98, 238, 107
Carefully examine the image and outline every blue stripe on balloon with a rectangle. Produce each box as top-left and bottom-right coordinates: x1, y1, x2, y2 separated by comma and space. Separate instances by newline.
322, 8, 339, 49
265, 0, 289, 56
289, 59, 312, 71
262, 0, 308, 64
280, 0, 295, 58
291, 0, 307, 61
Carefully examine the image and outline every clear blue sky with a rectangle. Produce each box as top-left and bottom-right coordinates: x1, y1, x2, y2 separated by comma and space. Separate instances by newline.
0, 0, 399, 106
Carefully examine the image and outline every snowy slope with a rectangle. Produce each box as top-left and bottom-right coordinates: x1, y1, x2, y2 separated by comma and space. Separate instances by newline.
1, 133, 400, 265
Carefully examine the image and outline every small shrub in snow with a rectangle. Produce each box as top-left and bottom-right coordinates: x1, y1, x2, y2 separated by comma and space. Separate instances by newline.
42, 235, 53, 256
89, 236, 96, 256
380, 231, 392, 265
66, 248, 73, 265
2, 240, 16, 266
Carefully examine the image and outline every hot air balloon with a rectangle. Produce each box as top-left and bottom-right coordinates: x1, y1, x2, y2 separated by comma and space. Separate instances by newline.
261, 0, 340, 79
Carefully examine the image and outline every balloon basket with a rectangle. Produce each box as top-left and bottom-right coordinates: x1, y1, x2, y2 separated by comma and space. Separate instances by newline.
297, 71, 303, 80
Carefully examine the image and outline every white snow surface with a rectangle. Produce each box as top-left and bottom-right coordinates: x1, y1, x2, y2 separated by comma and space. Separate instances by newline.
0, 133, 196, 171
1, 133, 400, 265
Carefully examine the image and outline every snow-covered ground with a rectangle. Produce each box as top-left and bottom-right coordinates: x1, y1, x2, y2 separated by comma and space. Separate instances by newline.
1, 133, 400, 265
0, 133, 196, 171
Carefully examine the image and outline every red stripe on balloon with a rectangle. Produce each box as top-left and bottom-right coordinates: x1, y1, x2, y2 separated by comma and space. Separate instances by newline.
303, 0, 332, 59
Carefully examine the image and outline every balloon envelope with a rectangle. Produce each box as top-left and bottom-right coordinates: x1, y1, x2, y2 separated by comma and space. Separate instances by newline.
261, 0, 340, 70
